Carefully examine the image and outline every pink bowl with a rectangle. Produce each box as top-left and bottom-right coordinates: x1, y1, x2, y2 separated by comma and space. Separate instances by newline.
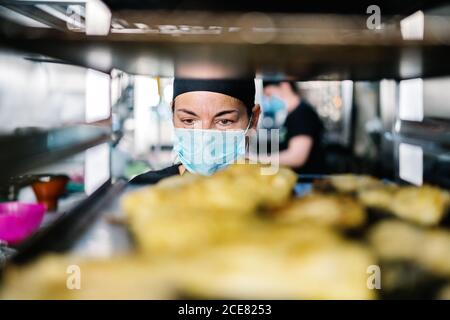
0, 202, 46, 245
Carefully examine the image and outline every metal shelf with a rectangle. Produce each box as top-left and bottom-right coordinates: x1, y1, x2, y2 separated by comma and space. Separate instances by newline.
2, 0, 450, 79
397, 118, 450, 147
1, 0, 445, 15
10, 178, 127, 265
102, 0, 446, 15
0, 125, 111, 184
4, 38, 450, 81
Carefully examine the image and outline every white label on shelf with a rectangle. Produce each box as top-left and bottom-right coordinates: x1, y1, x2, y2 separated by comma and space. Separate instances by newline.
85, 69, 111, 123
85, 0, 112, 36
399, 78, 424, 122
400, 10, 424, 40
84, 143, 110, 195
399, 143, 423, 186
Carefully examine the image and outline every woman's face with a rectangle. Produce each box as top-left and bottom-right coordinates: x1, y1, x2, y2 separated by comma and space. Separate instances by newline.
173, 91, 260, 130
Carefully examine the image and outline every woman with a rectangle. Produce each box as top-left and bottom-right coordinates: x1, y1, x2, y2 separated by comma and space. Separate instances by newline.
261, 80, 324, 174
131, 78, 261, 184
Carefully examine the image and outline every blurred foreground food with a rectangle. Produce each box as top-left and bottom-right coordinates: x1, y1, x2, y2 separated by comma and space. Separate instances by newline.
1, 167, 449, 299
369, 220, 450, 278
358, 185, 450, 226
316, 174, 450, 226
1, 225, 375, 299
313, 174, 384, 194
273, 194, 366, 229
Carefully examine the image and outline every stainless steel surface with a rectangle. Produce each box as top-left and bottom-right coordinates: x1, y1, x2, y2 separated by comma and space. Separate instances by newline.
0, 125, 111, 184
68, 183, 138, 258
424, 76, 450, 120
0, 241, 16, 268
3, 1, 450, 79
0, 49, 87, 133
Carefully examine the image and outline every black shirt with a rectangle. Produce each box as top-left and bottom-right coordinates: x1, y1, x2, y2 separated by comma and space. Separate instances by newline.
130, 164, 180, 185
279, 100, 325, 174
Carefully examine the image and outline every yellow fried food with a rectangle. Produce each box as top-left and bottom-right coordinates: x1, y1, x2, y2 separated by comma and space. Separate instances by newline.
0, 255, 177, 300
176, 225, 376, 299
314, 174, 383, 193
367, 219, 422, 261
418, 229, 450, 278
130, 210, 259, 256
359, 185, 450, 226
368, 220, 450, 278
3, 166, 383, 300
272, 193, 366, 229
1, 225, 376, 300
357, 185, 396, 211
122, 163, 297, 221
214, 164, 298, 210
122, 164, 297, 255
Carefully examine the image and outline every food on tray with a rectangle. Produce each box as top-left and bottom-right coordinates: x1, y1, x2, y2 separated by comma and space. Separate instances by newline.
4, 166, 449, 300
1, 225, 376, 300
129, 209, 258, 255
176, 225, 376, 299
368, 220, 450, 278
122, 164, 297, 254
272, 193, 366, 229
0, 255, 177, 300
356, 185, 396, 212
118, 164, 376, 299
122, 164, 297, 219
313, 174, 450, 226
359, 185, 450, 226
313, 174, 383, 193
2, 165, 381, 300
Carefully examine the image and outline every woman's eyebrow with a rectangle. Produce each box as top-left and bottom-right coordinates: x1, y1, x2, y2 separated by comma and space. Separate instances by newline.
176, 108, 199, 117
214, 109, 239, 117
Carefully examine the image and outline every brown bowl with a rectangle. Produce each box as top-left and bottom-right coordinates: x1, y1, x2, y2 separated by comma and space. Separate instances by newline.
31, 175, 69, 211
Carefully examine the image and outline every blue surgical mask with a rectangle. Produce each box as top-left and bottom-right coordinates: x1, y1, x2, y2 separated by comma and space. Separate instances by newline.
173, 116, 252, 176
261, 95, 288, 128
262, 95, 286, 116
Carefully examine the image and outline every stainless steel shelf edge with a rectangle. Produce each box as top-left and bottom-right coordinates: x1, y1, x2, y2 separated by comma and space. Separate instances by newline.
0, 125, 111, 184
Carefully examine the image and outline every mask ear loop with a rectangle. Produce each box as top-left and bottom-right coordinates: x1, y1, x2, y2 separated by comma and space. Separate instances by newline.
244, 114, 253, 134
244, 113, 254, 161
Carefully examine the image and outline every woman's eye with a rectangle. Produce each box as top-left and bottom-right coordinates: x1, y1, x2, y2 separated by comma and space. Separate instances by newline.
218, 119, 233, 126
182, 119, 195, 125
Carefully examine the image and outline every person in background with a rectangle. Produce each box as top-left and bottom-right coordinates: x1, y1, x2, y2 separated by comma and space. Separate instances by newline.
131, 78, 260, 184
261, 81, 325, 174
